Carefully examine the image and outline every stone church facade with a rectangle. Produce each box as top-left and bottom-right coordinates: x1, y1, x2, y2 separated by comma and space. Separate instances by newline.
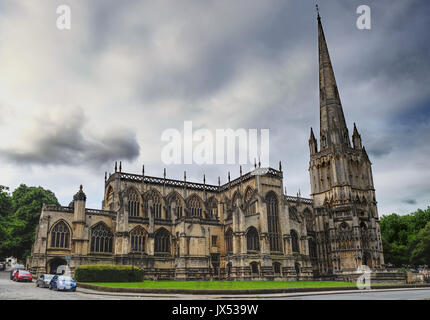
28, 14, 385, 280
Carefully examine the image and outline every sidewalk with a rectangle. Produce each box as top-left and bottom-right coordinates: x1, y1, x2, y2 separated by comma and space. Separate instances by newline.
76, 285, 430, 299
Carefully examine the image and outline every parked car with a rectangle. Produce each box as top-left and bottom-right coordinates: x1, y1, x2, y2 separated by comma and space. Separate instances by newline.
10, 264, 25, 280
13, 269, 33, 282
36, 274, 55, 288
49, 275, 76, 292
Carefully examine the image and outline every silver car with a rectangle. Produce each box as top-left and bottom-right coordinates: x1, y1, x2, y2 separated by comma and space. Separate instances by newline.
36, 274, 55, 288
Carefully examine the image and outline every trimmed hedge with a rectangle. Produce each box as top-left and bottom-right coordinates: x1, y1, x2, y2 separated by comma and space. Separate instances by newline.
74, 264, 143, 282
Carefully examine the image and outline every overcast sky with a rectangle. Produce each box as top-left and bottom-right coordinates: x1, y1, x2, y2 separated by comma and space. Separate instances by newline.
0, 1, 429, 216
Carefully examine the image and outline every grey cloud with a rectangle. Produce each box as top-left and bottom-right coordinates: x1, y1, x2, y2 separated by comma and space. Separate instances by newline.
402, 199, 418, 205
0, 110, 140, 167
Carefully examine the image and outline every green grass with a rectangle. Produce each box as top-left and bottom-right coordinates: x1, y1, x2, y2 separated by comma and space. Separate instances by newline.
87, 280, 356, 290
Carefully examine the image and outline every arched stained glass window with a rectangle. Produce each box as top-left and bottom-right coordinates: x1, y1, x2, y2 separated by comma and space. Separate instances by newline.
130, 227, 145, 252
188, 195, 203, 217
246, 227, 260, 252
50, 221, 70, 249
128, 189, 140, 217
90, 223, 113, 253
144, 191, 162, 219
154, 228, 170, 253
266, 192, 281, 252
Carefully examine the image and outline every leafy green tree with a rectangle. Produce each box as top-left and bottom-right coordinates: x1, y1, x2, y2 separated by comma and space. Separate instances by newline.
410, 221, 430, 266
381, 207, 430, 267
0, 184, 59, 261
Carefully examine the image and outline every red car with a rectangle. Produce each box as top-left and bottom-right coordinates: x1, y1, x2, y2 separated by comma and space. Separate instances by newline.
13, 270, 33, 282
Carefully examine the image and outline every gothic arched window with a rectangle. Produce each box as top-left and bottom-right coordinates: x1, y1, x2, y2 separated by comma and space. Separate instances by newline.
291, 229, 299, 253
128, 189, 140, 217
154, 228, 170, 253
145, 191, 162, 219
130, 227, 145, 252
225, 228, 233, 254
90, 223, 113, 253
266, 192, 281, 252
188, 195, 203, 217
246, 227, 260, 252
50, 221, 70, 249
168, 193, 183, 218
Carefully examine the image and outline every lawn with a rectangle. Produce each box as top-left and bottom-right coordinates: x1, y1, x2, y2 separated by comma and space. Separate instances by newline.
87, 280, 356, 290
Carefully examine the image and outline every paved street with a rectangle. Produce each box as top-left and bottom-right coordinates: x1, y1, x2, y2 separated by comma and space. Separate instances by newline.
1, 270, 430, 300
0, 270, 138, 300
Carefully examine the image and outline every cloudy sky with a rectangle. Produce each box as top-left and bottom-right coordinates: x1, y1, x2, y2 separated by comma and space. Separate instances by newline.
0, 1, 429, 216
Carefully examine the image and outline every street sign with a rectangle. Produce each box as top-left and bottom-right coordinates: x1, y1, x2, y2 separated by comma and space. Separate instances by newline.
65, 255, 71, 261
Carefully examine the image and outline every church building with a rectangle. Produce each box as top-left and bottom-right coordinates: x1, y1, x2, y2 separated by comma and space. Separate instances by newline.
28, 12, 386, 281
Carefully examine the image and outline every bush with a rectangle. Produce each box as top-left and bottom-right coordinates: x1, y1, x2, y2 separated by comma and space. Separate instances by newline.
74, 264, 143, 282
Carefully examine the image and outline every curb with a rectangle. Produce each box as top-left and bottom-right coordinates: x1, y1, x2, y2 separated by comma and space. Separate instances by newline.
76, 282, 430, 295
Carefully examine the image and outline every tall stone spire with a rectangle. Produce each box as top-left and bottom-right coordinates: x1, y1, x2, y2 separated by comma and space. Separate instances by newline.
317, 12, 350, 149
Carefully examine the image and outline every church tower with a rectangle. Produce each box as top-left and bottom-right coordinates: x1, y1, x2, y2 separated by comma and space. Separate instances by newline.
308, 10, 385, 276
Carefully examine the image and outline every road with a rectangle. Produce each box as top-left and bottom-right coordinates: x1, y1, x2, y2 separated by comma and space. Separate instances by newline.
0, 270, 138, 300
1, 270, 430, 300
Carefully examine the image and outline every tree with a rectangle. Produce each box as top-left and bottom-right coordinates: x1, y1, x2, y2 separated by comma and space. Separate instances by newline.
0, 184, 59, 261
381, 207, 430, 267
410, 221, 430, 266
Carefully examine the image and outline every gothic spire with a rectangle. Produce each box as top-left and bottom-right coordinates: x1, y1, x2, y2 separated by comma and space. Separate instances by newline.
317, 10, 350, 149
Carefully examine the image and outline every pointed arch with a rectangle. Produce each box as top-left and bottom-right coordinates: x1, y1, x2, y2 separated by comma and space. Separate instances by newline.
49, 220, 71, 249
231, 190, 242, 209
186, 194, 204, 218
167, 191, 185, 219
244, 186, 254, 203
154, 227, 170, 253
127, 187, 141, 217
246, 226, 260, 252
130, 226, 146, 253
143, 189, 164, 219
90, 222, 113, 253
244, 187, 257, 216
266, 191, 281, 252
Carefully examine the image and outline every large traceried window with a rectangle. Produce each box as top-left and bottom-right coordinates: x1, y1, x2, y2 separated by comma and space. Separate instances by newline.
246, 227, 260, 252
130, 227, 145, 252
266, 192, 281, 252
291, 229, 300, 253
90, 223, 113, 253
50, 221, 70, 249
154, 228, 170, 253
225, 228, 233, 254
188, 195, 203, 217
128, 189, 140, 217
244, 187, 256, 216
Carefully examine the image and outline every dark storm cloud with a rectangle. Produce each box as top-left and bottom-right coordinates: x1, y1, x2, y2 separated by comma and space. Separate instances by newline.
0, 109, 140, 167
402, 199, 418, 205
